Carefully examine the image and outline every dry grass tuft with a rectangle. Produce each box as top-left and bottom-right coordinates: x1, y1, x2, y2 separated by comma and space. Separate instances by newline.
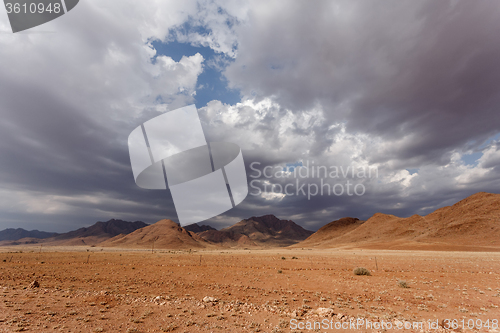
354, 267, 371, 276
398, 280, 409, 288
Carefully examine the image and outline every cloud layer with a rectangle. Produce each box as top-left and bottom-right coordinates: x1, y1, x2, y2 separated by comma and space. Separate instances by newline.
0, 0, 499, 231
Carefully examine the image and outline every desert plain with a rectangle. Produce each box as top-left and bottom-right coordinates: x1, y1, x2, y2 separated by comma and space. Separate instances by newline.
0, 247, 499, 333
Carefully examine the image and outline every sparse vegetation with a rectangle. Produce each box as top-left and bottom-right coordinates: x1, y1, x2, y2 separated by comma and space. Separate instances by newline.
398, 280, 409, 288
281, 256, 286, 260
354, 267, 371, 276
0, 249, 497, 332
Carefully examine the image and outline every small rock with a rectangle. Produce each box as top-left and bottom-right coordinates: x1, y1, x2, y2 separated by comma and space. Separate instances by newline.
290, 309, 307, 317
203, 296, 218, 303
315, 307, 335, 317
29, 280, 40, 289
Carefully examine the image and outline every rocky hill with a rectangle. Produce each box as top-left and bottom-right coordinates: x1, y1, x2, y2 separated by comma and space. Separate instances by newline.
199, 214, 314, 247
183, 223, 216, 233
295, 192, 500, 251
101, 219, 210, 249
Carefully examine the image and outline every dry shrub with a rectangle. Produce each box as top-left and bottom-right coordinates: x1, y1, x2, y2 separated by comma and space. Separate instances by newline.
398, 280, 409, 288
353, 267, 371, 276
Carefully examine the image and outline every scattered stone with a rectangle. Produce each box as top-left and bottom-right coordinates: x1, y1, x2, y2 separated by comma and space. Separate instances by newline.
29, 280, 40, 289
203, 296, 218, 303
315, 307, 335, 317
290, 309, 307, 317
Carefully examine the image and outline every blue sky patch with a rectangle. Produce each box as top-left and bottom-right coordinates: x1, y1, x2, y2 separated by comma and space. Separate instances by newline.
479, 132, 500, 149
406, 168, 419, 175
461, 152, 483, 166
284, 161, 303, 172
151, 40, 241, 108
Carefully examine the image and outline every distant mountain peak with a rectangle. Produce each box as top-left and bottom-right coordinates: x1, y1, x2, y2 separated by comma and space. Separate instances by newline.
183, 223, 216, 233
199, 214, 313, 247
244, 214, 302, 231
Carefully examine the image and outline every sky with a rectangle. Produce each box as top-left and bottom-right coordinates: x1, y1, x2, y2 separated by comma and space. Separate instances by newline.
0, 0, 499, 232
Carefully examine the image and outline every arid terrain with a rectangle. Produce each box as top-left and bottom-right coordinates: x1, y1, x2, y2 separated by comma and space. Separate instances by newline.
292, 193, 500, 251
0, 248, 499, 333
1, 192, 499, 332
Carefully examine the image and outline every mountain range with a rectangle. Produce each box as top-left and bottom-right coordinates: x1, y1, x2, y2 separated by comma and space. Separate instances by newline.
0, 219, 148, 246
0, 228, 57, 241
0, 192, 499, 250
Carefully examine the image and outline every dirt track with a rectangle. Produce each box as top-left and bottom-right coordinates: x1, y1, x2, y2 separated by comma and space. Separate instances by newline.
0, 247, 499, 332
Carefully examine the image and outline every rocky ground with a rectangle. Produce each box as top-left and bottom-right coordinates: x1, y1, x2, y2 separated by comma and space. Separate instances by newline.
0, 247, 499, 332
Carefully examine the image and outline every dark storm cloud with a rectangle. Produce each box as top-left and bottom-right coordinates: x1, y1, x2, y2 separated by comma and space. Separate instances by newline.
225, 0, 500, 167
198, 0, 500, 230
1, 0, 499, 233
0, 1, 210, 231
0, 78, 180, 231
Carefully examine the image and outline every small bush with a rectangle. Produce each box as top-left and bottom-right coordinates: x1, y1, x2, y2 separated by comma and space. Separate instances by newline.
292, 256, 298, 259
398, 280, 409, 288
353, 267, 371, 276
281, 257, 286, 260
277, 270, 282, 274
